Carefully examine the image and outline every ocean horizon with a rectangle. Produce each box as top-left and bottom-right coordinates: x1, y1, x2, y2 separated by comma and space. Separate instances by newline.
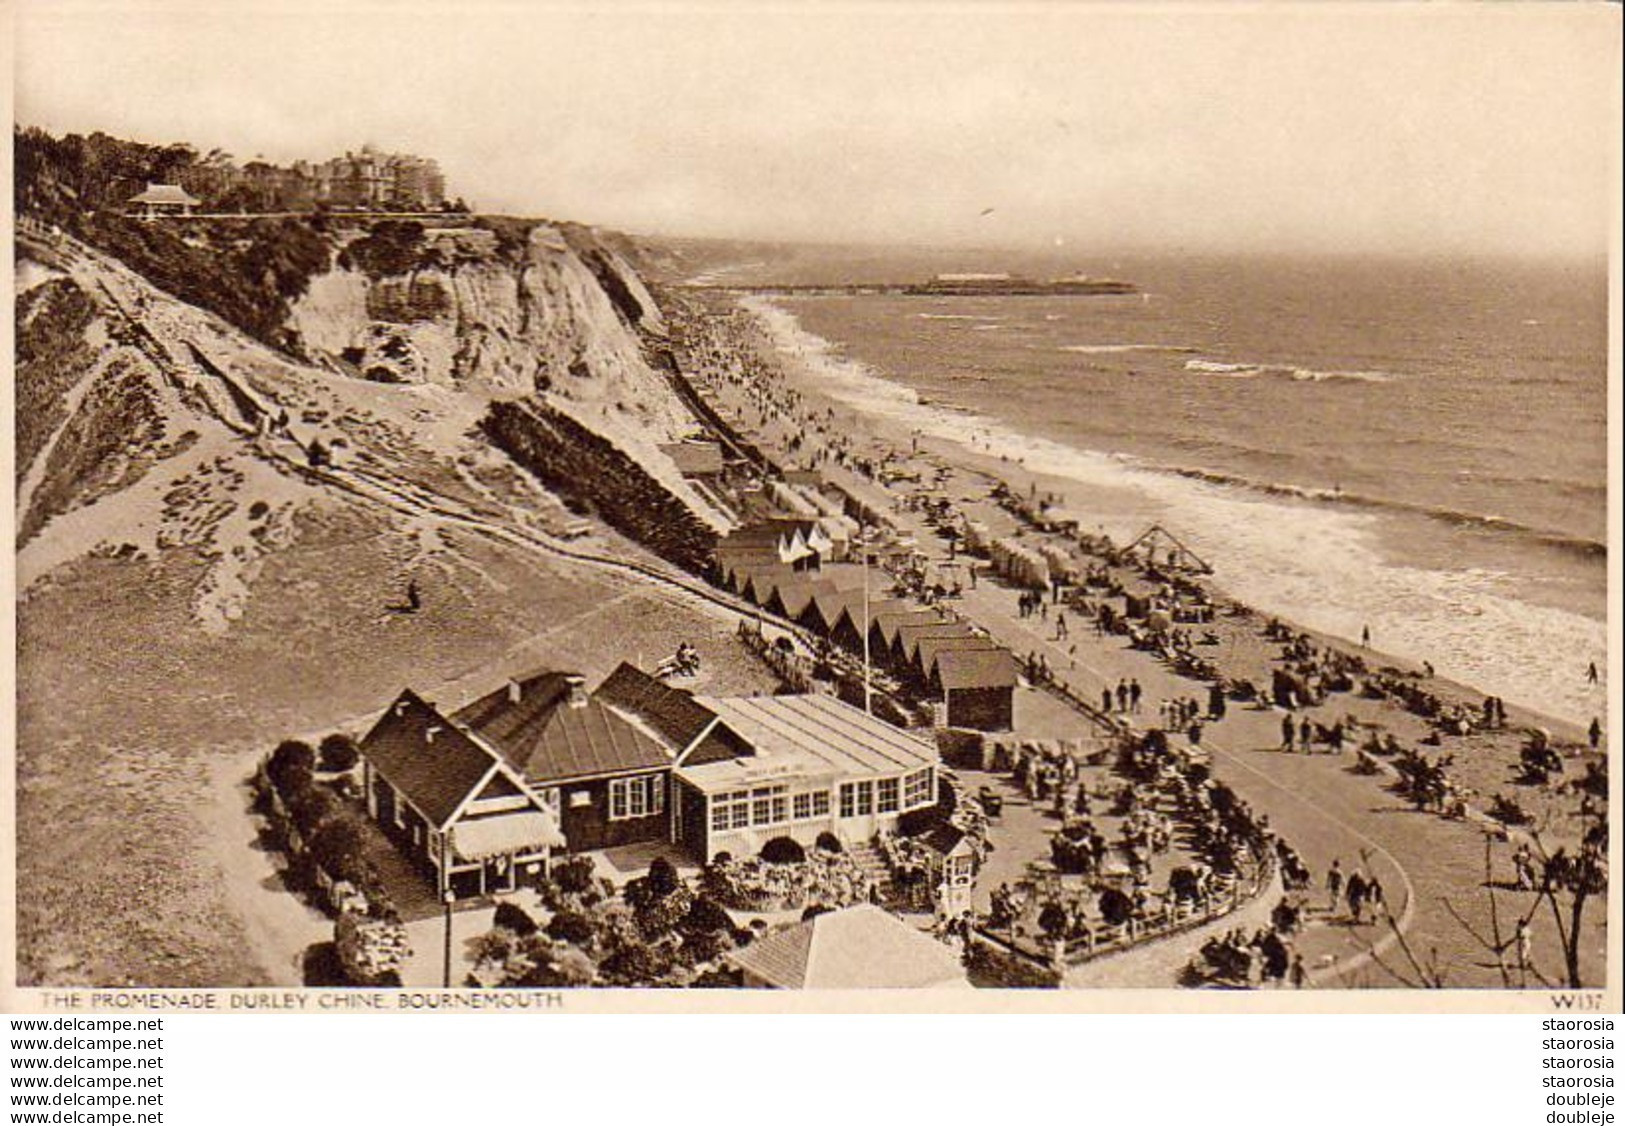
725, 246, 1609, 728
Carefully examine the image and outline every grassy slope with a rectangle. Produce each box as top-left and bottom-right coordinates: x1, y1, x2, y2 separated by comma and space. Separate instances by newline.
16, 487, 776, 986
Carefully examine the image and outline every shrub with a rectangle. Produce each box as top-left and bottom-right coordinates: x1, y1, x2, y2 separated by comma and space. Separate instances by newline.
286, 783, 346, 840
633, 885, 694, 940
1037, 902, 1070, 940
646, 857, 680, 898
759, 837, 807, 865
267, 739, 316, 796
307, 817, 370, 884
339, 220, 427, 280
598, 937, 675, 987
518, 943, 596, 988
814, 832, 843, 855
801, 904, 833, 922
493, 901, 539, 937
545, 909, 597, 948
552, 854, 597, 896
679, 896, 733, 938
318, 733, 360, 773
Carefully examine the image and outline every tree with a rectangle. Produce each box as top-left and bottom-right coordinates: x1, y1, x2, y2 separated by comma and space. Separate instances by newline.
307, 817, 370, 885
267, 739, 316, 795
646, 857, 680, 898
680, 895, 734, 939
1037, 902, 1069, 942
318, 733, 360, 773
286, 783, 346, 840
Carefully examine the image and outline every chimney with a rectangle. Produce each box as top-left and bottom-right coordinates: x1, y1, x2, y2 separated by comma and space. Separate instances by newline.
565, 674, 588, 709
507, 680, 523, 705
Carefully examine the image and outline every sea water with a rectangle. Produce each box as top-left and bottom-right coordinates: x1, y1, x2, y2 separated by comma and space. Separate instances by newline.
729, 248, 1609, 727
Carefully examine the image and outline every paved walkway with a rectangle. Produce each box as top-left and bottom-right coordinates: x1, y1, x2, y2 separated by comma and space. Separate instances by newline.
826, 477, 1604, 987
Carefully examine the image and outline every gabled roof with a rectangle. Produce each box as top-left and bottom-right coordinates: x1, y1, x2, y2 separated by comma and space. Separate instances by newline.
128, 183, 200, 205
595, 663, 720, 752
915, 635, 1001, 674
920, 822, 971, 857
932, 648, 1021, 691
727, 904, 969, 989
769, 579, 838, 621
873, 609, 951, 647
360, 690, 500, 829
454, 671, 671, 785
896, 621, 979, 663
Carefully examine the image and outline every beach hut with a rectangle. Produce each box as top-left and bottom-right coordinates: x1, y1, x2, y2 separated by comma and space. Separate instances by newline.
930, 648, 1019, 732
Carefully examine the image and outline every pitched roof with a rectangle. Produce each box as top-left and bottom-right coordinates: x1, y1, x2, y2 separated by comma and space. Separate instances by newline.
727, 904, 968, 989
932, 648, 1021, 691
595, 663, 720, 751
128, 183, 200, 205
920, 822, 970, 856
360, 690, 498, 829
685, 694, 935, 787
873, 609, 951, 647
769, 579, 838, 620
454, 671, 671, 785
896, 621, 979, 663
915, 635, 1001, 675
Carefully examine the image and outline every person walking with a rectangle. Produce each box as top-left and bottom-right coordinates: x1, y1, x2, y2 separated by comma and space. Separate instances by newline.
1326, 859, 1344, 914
1515, 917, 1533, 977
1361, 624, 1371, 648
1102, 686, 1114, 715
1587, 661, 1599, 685
1589, 717, 1602, 751
1129, 679, 1143, 715
1346, 871, 1368, 923
1299, 716, 1314, 753
1281, 713, 1296, 751
1289, 951, 1308, 989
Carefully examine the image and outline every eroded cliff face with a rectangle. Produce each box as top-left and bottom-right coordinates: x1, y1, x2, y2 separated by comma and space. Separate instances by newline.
14, 216, 728, 641
288, 223, 689, 443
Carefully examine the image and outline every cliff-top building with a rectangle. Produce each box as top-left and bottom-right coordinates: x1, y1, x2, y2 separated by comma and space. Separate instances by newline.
358, 663, 941, 900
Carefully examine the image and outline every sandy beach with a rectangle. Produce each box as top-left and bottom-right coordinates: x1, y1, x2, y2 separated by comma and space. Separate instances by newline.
666, 290, 1609, 988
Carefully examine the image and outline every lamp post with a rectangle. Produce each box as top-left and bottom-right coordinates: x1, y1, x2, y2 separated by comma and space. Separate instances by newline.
442, 888, 456, 989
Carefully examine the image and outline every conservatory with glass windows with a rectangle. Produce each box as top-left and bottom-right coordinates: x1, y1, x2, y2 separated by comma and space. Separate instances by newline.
669, 693, 939, 861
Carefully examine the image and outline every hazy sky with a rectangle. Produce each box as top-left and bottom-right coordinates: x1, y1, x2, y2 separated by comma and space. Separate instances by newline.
13, 2, 1621, 255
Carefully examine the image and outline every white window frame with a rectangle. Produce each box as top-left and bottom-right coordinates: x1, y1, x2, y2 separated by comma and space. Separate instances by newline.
840, 780, 874, 819
609, 774, 666, 822
877, 776, 900, 814
903, 768, 935, 810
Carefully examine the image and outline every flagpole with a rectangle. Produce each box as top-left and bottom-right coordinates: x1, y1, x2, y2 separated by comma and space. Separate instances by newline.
862, 524, 872, 716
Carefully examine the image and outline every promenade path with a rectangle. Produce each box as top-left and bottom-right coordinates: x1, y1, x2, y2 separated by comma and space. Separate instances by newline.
819, 464, 1604, 989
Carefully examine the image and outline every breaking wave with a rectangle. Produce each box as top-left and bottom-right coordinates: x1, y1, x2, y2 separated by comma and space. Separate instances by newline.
743, 295, 1605, 724
1061, 343, 1198, 355
1185, 358, 1397, 383
1156, 464, 1606, 560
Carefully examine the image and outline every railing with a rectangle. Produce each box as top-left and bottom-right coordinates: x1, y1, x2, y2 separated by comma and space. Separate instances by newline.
974, 848, 1276, 972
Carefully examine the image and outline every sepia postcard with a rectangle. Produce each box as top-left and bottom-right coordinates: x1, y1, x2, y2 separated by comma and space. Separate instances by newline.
3, 0, 1620, 1014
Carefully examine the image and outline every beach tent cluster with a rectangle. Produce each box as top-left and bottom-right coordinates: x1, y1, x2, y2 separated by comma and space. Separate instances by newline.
715, 525, 1019, 732
963, 521, 1080, 593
